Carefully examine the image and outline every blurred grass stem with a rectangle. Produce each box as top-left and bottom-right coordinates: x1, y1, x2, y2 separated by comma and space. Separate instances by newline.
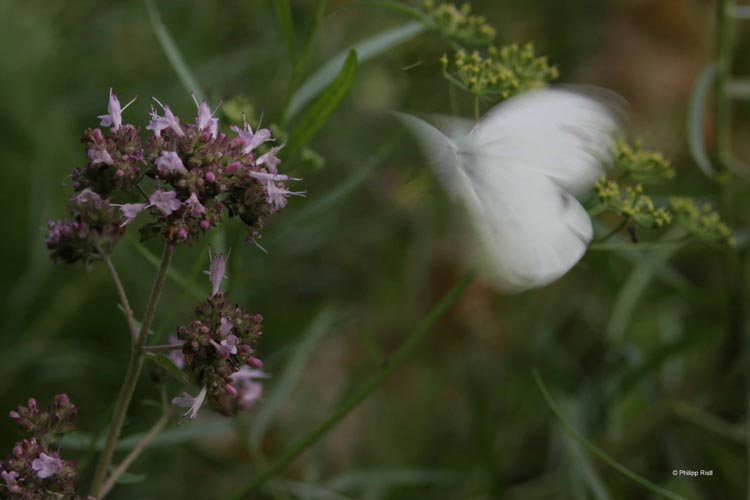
229, 271, 475, 498
90, 245, 175, 497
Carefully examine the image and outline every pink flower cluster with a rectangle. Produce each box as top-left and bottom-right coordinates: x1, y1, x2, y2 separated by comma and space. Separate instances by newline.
170, 252, 267, 418
1, 396, 92, 499
49, 88, 303, 264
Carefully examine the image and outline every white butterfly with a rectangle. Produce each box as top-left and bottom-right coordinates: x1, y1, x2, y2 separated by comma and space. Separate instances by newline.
396, 88, 623, 292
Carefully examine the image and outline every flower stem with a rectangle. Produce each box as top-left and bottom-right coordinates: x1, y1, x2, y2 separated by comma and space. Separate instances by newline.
98, 412, 170, 498
228, 270, 475, 499
98, 247, 139, 343
89, 244, 175, 497
140, 343, 182, 353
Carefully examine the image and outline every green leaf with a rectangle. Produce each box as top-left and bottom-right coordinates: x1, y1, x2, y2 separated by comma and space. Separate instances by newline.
286, 49, 358, 155
533, 370, 686, 500
250, 307, 337, 444
273, 0, 297, 63
687, 64, 717, 180
144, 352, 191, 386
288, 22, 425, 119
144, 0, 205, 100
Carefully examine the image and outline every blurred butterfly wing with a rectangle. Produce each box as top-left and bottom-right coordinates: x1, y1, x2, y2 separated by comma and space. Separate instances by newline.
461, 154, 592, 291
471, 88, 623, 196
392, 112, 478, 205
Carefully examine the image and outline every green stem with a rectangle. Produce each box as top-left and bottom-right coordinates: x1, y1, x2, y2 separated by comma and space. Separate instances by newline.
591, 218, 630, 244
98, 412, 170, 498
140, 343, 182, 353
98, 247, 138, 343
228, 271, 475, 499
473, 95, 480, 121
89, 245, 175, 497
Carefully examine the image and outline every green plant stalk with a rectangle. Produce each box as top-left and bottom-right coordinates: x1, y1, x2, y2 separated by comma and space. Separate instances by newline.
532, 370, 685, 500
229, 271, 475, 499
98, 248, 138, 343
89, 244, 175, 497
98, 412, 170, 498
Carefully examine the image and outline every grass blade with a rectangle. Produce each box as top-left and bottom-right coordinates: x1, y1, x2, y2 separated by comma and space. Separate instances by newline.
287, 22, 424, 119
273, 0, 297, 63
145, 0, 205, 100
687, 64, 717, 180
250, 307, 337, 443
286, 49, 358, 155
129, 237, 205, 300
229, 271, 475, 498
532, 370, 686, 500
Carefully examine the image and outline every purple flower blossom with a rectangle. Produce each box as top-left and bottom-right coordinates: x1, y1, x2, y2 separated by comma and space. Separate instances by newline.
147, 98, 184, 137
167, 334, 184, 369
230, 367, 268, 410
211, 334, 239, 358
155, 151, 187, 176
184, 192, 205, 216
1, 470, 20, 493
87, 147, 114, 166
204, 249, 227, 295
219, 316, 233, 337
119, 203, 146, 226
256, 144, 284, 172
194, 97, 219, 138
247, 171, 297, 182
265, 180, 305, 212
172, 386, 207, 420
97, 88, 135, 131
31, 452, 63, 479
230, 119, 272, 154
148, 190, 181, 216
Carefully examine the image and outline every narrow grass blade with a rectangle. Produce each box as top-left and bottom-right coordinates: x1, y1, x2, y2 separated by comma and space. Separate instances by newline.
229, 271, 475, 498
145, 0, 205, 100
129, 238, 205, 300
250, 307, 337, 443
288, 22, 424, 119
273, 0, 297, 63
687, 64, 716, 180
533, 370, 686, 500
287, 49, 358, 156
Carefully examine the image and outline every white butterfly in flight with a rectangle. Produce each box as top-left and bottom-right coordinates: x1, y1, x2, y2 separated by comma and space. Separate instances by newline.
396, 88, 623, 293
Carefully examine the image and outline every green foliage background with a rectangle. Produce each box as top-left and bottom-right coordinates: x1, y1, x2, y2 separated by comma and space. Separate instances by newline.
0, 1, 746, 499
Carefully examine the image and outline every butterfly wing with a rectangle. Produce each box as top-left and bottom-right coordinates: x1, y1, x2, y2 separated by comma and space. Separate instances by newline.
459, 152, 592, 291
392, 112, 478, 205
395, 98, 614, 292
470, 88, 623, 196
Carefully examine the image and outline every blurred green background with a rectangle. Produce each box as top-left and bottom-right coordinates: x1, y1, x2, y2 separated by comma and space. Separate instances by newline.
1, 0, 746, 498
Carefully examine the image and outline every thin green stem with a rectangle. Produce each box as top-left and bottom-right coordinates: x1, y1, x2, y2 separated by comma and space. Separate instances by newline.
228, 271, 475, 499
98, 247, 138, 343
98, 412, 170, 498
532, 370, 685, 500
141, 344, 182, 353
591, 218, 630, 244
473, 95, 480, 121
89, 245, 175, 497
